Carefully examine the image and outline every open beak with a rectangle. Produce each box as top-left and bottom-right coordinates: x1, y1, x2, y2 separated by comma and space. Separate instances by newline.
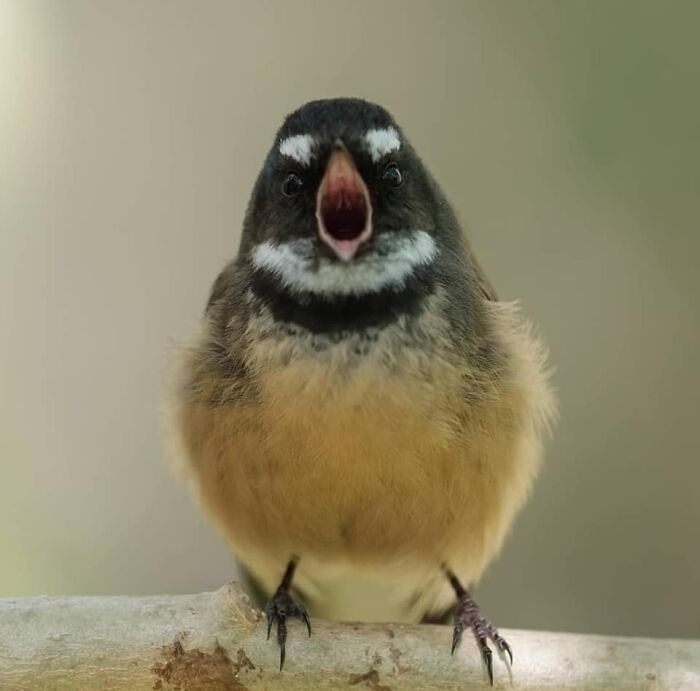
316, 143, 372, 262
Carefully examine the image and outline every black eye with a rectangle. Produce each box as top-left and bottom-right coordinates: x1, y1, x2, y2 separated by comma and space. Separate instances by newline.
382, 163, 403, 188
282, 172, 304, 197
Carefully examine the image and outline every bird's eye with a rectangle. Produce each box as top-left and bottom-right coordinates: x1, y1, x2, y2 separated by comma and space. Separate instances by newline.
381, 163, 403, 188
282, 172, 304, 197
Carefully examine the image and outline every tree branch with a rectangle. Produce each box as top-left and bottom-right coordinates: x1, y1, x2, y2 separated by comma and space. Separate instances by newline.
0, 582, 697, 689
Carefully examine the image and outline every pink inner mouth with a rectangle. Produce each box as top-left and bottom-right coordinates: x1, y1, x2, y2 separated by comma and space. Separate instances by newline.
320, 189, 368, 242
316, 147, 372, 262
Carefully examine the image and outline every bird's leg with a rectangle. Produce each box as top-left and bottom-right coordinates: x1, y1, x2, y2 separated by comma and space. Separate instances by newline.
264, 556, 311, 670
445, 567, 512, 687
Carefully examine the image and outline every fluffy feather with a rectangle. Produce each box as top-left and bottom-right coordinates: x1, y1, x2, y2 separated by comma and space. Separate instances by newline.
165, 97, 556, 626
167, 292, 555, 621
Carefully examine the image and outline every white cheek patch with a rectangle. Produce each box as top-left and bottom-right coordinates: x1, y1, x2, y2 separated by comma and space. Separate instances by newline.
250, 231, 437, 297
364, 127, 401, 162
278, 134, 316, 166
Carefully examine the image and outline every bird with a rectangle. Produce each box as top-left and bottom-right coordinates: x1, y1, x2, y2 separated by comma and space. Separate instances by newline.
166, 97, 556, 685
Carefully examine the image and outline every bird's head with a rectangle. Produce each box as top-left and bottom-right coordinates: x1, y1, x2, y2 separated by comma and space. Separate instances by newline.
238, 98, 476, 333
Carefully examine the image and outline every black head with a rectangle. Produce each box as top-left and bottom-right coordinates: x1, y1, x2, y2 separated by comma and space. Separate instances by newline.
242, 98, 448, 252
236, 98, 477, 334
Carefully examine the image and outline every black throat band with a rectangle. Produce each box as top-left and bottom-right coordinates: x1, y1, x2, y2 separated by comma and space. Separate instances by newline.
249, 264, 436, 334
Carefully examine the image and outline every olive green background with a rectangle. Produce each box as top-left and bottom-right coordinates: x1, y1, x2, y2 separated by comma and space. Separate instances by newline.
1, 1, 698, 638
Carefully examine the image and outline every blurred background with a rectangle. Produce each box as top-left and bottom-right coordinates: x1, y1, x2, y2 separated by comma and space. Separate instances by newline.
1, 0, 698, 639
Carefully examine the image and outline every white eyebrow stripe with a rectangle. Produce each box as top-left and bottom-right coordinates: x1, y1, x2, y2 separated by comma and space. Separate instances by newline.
250, 231, 437, 297
364, 127, 401, 162
278, 134, 316, 166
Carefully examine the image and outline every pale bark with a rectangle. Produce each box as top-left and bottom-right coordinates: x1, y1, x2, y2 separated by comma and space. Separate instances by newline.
0, 582, 697, 690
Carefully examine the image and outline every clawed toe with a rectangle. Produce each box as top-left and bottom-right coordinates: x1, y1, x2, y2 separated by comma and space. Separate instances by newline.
446, 568, 511, 687
492, 632, 513, 665
451, 606, 511, 686
265, 591, 312, 670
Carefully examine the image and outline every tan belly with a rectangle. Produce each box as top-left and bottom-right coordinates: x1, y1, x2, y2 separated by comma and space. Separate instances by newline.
179, 356, 531, 591
171, 300, 554, 618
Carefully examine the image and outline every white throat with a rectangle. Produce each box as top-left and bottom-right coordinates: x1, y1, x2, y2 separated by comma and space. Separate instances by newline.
250, 231, 438, 297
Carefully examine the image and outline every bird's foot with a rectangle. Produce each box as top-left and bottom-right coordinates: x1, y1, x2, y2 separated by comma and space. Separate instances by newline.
451, 590, 512, 686
264, 588, 311, 670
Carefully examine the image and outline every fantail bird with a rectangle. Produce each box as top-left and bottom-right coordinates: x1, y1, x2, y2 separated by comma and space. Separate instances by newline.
167, 98, 556, 685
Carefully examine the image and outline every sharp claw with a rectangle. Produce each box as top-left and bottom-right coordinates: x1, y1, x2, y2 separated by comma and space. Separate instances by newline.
277, 616, 287, 670
300, 607, 312, 637
279, 643, 286, 671
266, 608, 273, 640
451, 625, 463, 655
478, 638, 494, 686
501, 639, 513, 665
489, 628, 513, 666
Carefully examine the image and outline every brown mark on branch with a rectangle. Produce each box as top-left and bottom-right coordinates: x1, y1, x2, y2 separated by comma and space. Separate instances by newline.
349, 668, 393, 691
152, 635, 253, 690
